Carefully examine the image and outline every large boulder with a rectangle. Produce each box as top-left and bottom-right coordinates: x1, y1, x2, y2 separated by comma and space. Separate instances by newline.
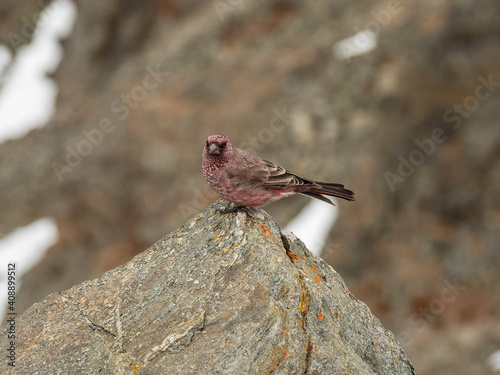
2, 201, 415, 374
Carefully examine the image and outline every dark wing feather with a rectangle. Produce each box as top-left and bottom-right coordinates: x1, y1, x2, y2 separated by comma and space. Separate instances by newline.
259, 159, 313, 188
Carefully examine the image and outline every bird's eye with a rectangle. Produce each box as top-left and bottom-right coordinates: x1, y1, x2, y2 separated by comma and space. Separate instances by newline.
221, 142, 227, 148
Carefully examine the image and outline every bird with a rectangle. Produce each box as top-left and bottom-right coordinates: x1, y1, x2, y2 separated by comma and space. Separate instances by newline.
202, 134, 355, 209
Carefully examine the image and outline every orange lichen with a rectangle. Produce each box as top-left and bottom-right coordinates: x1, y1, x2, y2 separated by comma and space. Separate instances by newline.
318, 313, 323, 319
260, 224, 271, 234
131, 362, 141, 372
288, 252, 298, 260
260, 224, 277, 243
298, 277, 309, 316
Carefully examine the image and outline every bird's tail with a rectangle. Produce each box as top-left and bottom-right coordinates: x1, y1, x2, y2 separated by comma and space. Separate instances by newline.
300, 182, 355, 205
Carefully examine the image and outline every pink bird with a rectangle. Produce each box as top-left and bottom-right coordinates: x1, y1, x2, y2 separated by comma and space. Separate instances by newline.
202, 134, 355, 208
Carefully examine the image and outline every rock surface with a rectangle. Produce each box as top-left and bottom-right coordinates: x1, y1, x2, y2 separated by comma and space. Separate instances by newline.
2, 200, 414, 374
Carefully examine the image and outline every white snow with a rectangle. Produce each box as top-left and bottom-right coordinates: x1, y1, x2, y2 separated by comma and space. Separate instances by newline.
488, 350, 500, 372
0, 0, 77, 143
333, 29, 377, 60
284, 199, 339, 256
0, 217, 59, 320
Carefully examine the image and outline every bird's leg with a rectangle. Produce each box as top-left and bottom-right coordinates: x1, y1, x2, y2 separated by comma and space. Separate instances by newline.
216, 204, 249, 215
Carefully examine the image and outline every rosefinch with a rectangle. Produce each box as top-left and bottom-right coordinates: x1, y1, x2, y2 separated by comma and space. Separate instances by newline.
202, 134, 355, 208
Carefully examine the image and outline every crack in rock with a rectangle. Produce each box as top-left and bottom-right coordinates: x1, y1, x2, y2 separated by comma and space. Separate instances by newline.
60, 291, 116, 338
297, 272, 313, 374
145, 309, 206, 361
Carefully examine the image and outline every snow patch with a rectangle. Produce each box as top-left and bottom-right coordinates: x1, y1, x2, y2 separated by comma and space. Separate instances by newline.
0, 217, 59, 319
488, 350, 500, 372
333, 30, 377, 60
0, 0, 77, 143
284, 199, 338, 256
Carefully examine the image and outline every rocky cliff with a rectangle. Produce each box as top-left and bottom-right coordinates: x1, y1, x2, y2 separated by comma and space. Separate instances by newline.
2, 201, 414, 374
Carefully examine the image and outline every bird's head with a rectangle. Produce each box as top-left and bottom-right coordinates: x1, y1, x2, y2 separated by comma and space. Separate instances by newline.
205, 134, 232, 157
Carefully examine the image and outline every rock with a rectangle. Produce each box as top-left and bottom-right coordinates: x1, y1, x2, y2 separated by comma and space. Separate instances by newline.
2, 200, 414, 374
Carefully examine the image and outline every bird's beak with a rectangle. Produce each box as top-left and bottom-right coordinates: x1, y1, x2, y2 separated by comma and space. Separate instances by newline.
208, 142, 222, 155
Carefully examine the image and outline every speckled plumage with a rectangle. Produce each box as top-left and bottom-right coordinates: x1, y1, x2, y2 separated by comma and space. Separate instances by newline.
202, 134, 355, 207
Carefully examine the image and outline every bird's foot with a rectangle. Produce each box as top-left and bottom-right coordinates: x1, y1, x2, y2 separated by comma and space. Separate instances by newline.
217, 204, 248, 215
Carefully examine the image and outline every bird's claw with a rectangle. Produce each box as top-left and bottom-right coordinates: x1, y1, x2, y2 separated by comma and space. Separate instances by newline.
216, 205, 248, 215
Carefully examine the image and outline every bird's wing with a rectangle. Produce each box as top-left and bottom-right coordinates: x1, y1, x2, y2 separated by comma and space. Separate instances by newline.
227, 149, 313, 189
259, 159, 311, 188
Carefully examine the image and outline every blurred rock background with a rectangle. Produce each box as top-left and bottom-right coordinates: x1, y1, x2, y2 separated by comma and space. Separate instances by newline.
0, 0, 499, 374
